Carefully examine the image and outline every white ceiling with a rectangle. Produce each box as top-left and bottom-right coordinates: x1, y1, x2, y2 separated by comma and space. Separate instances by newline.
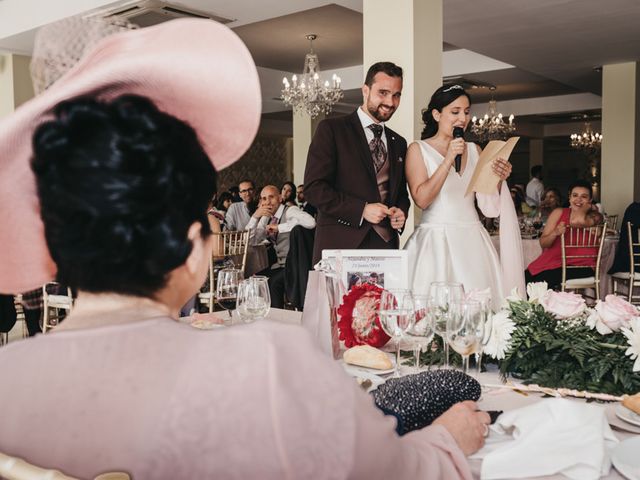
1, 0, 639, 133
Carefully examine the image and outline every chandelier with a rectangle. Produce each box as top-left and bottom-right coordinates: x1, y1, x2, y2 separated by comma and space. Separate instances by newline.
570, 121, 602, 152
281, 34, 343, 119
470, 87, 515, 142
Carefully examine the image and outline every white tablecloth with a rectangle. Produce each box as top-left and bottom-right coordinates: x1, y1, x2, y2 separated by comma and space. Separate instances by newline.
491, 235, 619, 297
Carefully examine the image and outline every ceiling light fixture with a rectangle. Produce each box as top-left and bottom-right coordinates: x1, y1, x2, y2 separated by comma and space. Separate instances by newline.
470, 86, 515, 142
281, 34, 343, 118
570, 117, 602, 153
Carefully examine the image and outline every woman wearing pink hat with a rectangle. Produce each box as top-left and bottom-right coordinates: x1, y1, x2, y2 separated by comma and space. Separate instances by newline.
0, 18, 488, 479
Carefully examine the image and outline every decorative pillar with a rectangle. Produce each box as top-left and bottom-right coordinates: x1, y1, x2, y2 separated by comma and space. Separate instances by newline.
601, 62, 640, 218
363, 0, 442, 245
0, 54, 34, 119
292, 111, 324, 185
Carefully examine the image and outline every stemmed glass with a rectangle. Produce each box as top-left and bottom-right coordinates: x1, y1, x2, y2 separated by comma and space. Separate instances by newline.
470, 292, 493, 376
378, 289, 415, 377
428, 282, 465, 368
237, 276, 271, 323
405, 294, 434, 371
446, 300, 484, 375
216, 268, 242, 322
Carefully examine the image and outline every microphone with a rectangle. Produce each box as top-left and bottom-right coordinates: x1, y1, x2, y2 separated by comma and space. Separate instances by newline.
453, 127, 464, 172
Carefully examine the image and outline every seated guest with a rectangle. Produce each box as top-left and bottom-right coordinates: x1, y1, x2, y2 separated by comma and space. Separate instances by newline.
538, 187, 562, 223
0, 20, 489, 479
525, 180, 601, 289
510, 185, 530, 218
224, 178, 257, 231
608, 201, 640, 275
280, 181, 297, 207
216, 191, 234, 213
247, 185, 316, 308
297, 183, 317, 217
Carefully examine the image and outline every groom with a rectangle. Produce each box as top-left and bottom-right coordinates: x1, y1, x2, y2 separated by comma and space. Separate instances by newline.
304, 61, 410, 264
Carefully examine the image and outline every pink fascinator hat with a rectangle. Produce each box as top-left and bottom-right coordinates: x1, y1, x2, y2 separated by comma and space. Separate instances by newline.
0, 18, 261, 293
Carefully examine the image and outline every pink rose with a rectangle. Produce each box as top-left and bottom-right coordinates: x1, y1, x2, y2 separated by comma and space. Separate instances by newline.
595, 295, 638, 332
540, 290, 586, 319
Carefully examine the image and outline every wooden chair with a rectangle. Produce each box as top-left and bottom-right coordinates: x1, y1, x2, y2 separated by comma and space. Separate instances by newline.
0, 450, 130, 480
42, 283, 73, 333
611, 221, 640, 305
560, 223, 607, 303
198, 230, 250, 312
606, 214, 619, 231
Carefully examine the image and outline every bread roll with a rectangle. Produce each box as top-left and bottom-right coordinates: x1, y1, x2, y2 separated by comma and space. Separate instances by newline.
622, 393, 640, 415
343, 345, 393, 370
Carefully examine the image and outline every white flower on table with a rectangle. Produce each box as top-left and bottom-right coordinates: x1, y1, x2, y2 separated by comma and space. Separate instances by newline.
502, 286, 523, 309
587, 295, 638, 334
483, 310, 515, 360
526, 282, 549, 303
540, 290, 586, 319
621, 317, 640, 372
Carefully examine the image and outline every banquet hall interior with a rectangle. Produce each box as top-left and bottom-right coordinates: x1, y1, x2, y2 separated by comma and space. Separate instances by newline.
1, 1, 640, 479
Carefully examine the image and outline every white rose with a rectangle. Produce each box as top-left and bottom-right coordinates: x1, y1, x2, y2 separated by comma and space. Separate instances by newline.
526, 282, 549, 303
540, 290, 586, 319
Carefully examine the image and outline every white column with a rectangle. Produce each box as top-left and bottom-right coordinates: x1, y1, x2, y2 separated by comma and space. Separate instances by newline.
363, 0, 443, 246
601, 62, 640, 218
0, 54, 34, 119
292, 111, 324, 185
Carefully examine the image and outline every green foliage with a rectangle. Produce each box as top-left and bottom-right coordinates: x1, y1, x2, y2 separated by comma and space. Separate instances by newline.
499, 300, 640, 396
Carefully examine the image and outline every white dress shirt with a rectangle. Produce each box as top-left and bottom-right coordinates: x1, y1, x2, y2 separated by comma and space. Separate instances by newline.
224, 202, 251, 231
246, 204, 316, 246
526, 177, 544, 207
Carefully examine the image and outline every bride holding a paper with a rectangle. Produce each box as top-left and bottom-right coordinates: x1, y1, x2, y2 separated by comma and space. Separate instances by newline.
403, 84, 525, 308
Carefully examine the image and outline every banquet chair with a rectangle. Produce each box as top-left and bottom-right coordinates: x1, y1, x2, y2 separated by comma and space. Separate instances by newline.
0, 451, 131, 480
198, 230, 250, 312
560, 223, 607, 303
611, 222, 640, 305
606, 214, 619, 231
42, 282, 73, 333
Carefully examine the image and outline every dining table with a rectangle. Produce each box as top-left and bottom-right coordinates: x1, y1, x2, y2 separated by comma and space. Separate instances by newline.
251, 305, 636, 480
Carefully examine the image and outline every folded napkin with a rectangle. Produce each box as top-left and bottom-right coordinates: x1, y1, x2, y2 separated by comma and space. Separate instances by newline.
473, 398, 618, 480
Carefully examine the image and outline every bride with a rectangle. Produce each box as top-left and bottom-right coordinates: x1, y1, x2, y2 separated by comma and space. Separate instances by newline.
403, 85, 524, 308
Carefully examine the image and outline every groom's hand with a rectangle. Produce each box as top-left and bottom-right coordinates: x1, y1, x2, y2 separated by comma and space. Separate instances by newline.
388, 206, 406, 230
363, 203, 390, 224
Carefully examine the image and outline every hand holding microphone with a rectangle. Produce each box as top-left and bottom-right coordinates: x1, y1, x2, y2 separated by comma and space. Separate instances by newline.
452, 127, 465, 173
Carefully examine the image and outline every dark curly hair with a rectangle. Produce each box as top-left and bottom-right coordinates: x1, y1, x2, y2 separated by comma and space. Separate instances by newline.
420, 84, 471, 140
31, 95, 216, 297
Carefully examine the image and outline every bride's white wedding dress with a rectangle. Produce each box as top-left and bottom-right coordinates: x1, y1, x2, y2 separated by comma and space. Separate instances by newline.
404, 140, 506, 307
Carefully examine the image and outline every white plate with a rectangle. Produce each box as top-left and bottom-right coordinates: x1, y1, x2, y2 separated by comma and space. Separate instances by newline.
612, 436, 640, 480
606, 404, 640, 434
616, 404, 640, 428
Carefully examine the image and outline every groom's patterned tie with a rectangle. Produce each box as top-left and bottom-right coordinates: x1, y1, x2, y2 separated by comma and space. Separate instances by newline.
367, 124, 387, 172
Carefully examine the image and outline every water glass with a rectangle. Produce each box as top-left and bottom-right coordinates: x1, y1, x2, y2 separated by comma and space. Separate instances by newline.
428, 282, 465, 368
237, 276, 271, 323
406, 294, 434, 371
378, 289, 415, 377
446, 300, 483, 375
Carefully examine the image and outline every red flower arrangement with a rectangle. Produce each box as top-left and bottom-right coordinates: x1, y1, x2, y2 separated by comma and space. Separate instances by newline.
337, 283, 390, 348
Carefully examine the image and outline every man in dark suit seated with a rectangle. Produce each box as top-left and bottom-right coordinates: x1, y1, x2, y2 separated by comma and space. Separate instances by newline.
296, 183, 317, 217
304, 62, 410, 264
246, 185, 316, 308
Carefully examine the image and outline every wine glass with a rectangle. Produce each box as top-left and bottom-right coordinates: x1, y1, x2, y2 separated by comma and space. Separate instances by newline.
428, 282, 465, 369
378, 289, 415, 377
216, 268, 242, 322
468, 291, 493, 376
405, 294, 434, 371
236, 276, 271, 323
446, 300, 483, 375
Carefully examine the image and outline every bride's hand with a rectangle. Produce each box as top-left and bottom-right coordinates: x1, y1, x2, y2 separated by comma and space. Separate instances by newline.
444, 137, 465, 167
492, 157, 512, 180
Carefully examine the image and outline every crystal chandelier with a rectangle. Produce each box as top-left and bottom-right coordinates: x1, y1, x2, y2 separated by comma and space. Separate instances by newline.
281, 34, 343, 118
570, 121, 602, 152
470, 87, 515, 142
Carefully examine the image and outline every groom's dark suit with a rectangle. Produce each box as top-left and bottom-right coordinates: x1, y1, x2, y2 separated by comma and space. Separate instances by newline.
304, 110, 410, 264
